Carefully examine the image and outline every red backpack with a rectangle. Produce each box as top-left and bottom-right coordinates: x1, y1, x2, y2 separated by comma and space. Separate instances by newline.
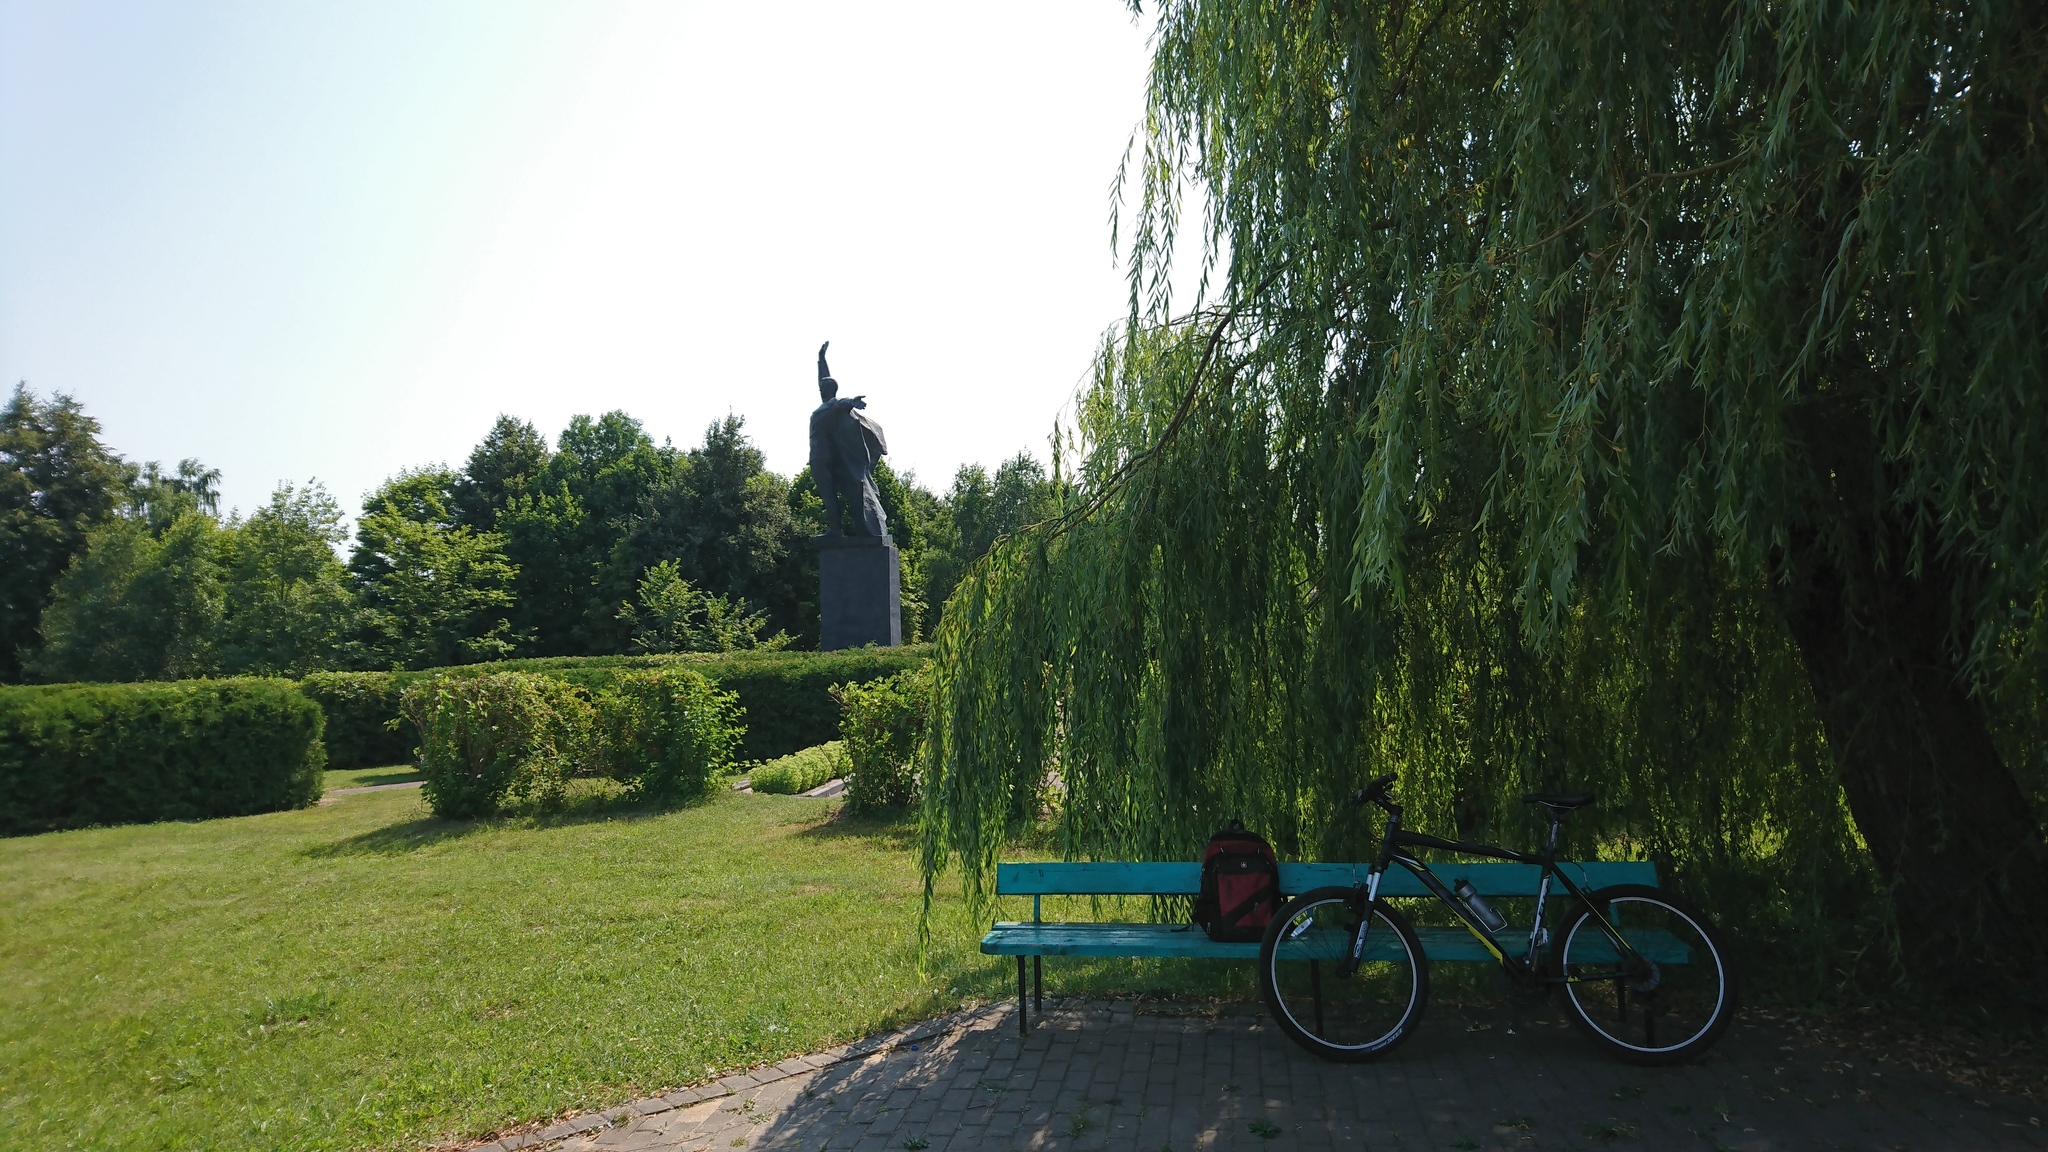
1193, 821, 1282, 942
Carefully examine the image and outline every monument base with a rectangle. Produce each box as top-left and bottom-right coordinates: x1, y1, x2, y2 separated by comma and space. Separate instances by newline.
810, 534, 901, 650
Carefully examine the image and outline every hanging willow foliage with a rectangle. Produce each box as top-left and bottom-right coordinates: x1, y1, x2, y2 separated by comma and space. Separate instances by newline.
921, 0, 2048, 999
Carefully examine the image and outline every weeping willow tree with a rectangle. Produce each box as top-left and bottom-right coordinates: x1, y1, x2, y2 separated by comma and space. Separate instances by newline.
920, 0, 2048, 998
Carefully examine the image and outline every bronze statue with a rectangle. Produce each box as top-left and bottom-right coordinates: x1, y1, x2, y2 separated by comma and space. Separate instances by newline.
809, 342, 889, 538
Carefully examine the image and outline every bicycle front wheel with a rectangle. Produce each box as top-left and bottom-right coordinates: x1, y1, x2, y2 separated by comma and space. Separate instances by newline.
1550, 884, 1735, 1064
1258, 886, 1429, 1062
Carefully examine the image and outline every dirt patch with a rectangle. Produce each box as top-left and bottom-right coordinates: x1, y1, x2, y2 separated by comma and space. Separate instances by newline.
1756, 1007, 2048, 1104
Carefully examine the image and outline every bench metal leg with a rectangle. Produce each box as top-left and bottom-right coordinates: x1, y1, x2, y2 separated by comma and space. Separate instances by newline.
1310, 960, 1324, 1035
1033, 955, 1042, 1012
1017, 956, 1028, 1034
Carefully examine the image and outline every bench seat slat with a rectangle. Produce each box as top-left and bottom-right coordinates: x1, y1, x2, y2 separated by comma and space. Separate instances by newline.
982, 921, 1493, 961
980, 921, 1689, 965
994, 860, 1656, 899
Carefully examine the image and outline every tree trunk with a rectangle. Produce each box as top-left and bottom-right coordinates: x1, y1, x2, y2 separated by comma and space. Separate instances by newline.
1776, 532, 2048, 992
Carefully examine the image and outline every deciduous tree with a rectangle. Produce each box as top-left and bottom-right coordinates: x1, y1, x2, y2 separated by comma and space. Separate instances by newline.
923, 0, 2048, 996
922, 454, 1061, 623
350, 470, 519, 669
617, 559, 787, 654
215, 483, 360, 675
502, 412, 673, 654
29, 513, 223, 683
629, 417, 806, 640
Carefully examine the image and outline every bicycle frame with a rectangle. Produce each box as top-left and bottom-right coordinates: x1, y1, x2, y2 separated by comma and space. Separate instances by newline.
1344, 794, 1647, 984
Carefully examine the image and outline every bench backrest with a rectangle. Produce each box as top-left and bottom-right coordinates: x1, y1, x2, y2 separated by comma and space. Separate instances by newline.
994, 860, 1656, 900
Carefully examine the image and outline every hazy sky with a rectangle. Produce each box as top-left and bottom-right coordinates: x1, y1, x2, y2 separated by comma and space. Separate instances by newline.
1, 1, 1177, 522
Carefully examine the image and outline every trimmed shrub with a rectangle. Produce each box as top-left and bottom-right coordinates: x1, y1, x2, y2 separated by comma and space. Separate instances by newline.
400, 673, 592, 818
834, 666, 931, 811
0, 678, 324, 836
298, 646, 928, 768
701, 649, 925, 761
589, 668, 742, 804
299, 671, 426, 769
750, 741, 845, 795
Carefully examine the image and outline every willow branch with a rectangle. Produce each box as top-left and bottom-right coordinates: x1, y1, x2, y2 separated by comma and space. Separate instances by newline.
1007, 261, 1290, 549
1488, 153, 1751, 265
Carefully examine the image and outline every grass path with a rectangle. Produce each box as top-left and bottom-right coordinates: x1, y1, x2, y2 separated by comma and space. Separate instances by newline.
0, 783, 1011, 1151
323, 766, 424, 791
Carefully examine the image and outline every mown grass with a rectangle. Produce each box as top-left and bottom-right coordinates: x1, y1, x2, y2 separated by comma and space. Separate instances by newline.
323, 766, 423, 791
0, 779, 1257, 1151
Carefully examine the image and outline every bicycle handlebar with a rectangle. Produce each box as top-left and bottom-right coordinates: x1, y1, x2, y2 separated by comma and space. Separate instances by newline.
1348, 773, 1400, 809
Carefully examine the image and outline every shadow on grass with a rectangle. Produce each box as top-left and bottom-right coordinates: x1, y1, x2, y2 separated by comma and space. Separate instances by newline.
304, 816, 490, 856
302, 779, 727, 857
343, 770, 422, 788
792, 805, 916, 850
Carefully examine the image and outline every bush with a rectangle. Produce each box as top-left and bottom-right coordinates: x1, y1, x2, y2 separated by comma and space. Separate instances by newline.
703, 649, 927, 761
750, 741, 845, 795
589, 668, 742, 804
833, 666, 931, 811
0, 678, 324, 836
299, 647, 928, 768
400, 673, 591, 818
299, 671, 425, 769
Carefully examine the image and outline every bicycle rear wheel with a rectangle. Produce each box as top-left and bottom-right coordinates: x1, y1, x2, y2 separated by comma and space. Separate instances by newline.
1550, 884, 1735, 1064
1258, 886, 1428, 1062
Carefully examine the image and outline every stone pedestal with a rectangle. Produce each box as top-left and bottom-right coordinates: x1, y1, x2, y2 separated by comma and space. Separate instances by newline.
810, 534, 901, 650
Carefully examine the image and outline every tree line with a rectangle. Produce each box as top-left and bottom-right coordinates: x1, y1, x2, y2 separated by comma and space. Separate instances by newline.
0, 383, 1060, 684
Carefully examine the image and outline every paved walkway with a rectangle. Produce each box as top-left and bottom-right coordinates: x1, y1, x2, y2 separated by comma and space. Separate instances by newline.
468, 998, 2046, 1152
326, 780, 424, 796
730, 778, 848, 798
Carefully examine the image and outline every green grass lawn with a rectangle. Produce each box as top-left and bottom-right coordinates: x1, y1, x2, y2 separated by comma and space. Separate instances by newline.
323, 766, 423, 791
1, 782, 1035, 1151
1, 776, 1262, 1151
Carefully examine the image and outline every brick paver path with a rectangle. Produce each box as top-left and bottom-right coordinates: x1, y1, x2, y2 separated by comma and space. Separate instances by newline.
485, 998, 2046, 1152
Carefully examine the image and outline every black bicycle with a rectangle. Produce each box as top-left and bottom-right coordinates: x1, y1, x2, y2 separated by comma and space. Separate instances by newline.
1257, 775, 1735, 1065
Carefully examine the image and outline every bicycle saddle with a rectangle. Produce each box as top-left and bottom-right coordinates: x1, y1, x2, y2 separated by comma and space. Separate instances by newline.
1520, 792, 1594, 811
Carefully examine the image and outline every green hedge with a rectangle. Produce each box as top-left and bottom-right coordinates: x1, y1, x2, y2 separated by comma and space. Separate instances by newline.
702, 649, 928, 761
304, 647, 928, 768
300, 671, 422, 772
750, 741, 845, 795
0, 678, 325, 836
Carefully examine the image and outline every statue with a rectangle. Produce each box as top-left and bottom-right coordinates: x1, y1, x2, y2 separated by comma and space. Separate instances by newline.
809, 341, 890, 538
806, 342, 901, 649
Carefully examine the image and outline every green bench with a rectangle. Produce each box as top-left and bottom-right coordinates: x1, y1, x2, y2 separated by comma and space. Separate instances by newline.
980, 859, 1659, 1033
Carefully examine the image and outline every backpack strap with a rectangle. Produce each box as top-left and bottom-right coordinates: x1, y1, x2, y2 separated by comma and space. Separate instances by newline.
1214, 897, 1260, 929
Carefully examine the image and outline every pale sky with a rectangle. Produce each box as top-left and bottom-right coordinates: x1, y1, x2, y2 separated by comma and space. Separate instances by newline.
1, 1, 1180, 522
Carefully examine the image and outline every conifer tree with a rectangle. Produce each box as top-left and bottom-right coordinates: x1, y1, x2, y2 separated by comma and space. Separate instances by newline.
0, 385, 129, 680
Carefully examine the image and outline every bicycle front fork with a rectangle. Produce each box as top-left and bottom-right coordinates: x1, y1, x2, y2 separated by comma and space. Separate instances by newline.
1340, 870, 1384, 978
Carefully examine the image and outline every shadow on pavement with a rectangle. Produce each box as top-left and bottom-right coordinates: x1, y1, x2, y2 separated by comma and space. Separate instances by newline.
728, 998, 2048, 1151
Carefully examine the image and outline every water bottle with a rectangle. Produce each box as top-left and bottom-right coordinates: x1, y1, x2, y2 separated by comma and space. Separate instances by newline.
1455, 878, 1508, 932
